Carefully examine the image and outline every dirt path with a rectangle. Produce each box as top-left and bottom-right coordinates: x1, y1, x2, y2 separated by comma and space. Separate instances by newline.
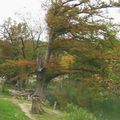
0, 95, 64, 120
18, 102, 36, 120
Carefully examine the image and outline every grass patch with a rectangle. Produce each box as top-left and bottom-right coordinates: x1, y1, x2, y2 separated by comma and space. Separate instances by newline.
37, 114, 64, 120
0, 99, 31, 120
34, 107, 65, 120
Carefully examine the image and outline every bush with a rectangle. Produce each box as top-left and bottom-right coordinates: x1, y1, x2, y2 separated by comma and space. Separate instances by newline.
62, 104, 99, 120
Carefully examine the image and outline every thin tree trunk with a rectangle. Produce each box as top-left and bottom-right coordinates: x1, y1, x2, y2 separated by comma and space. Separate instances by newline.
20, 38, 26, 59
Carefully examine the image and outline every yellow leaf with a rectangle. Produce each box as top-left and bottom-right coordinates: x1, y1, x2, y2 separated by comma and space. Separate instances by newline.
60, 53, 75, 69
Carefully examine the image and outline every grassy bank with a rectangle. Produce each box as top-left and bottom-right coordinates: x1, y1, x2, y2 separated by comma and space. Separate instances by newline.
0, 99, 31, 120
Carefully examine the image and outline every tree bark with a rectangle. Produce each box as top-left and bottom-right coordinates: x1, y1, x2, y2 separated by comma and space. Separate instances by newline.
31, 26, 54, 114
35, 72, 47, 99
31, 95, 44, 114
31, 71, 47, 114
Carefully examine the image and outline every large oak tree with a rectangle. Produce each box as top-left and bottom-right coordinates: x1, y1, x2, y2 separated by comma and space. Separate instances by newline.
31, 0, 120, 114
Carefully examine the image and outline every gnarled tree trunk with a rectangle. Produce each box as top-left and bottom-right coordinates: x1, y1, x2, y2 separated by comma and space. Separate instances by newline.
31, 21, 54, 114
31, 69, 48, 114
31, 95, 44, 114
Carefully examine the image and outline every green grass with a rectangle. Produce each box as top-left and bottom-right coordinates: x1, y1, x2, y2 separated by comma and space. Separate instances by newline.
0, 99, 31, 120
37, 114, 64, 120
34, 106, 65, 120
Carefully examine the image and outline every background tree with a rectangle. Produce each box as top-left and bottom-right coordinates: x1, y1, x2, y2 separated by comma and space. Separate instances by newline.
0, 18, 46, 89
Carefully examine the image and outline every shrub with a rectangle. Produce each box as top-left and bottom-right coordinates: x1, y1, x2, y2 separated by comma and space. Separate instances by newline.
62, 104, 99, 120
